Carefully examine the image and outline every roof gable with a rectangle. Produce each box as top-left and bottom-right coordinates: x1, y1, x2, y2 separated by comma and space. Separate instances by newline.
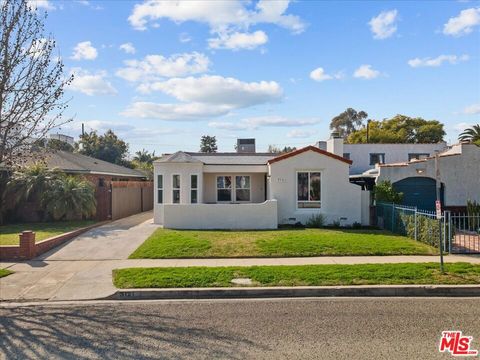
268, 145, 352, 165
156, 151, 203, 163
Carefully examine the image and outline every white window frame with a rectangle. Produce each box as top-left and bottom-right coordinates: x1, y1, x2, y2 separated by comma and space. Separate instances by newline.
296, 171, 322, 209
157, 174, 163, 204
216, 175, 233, 202
190, 174, 199, 204
172, 174, 180, 204
235, 175, 251, 203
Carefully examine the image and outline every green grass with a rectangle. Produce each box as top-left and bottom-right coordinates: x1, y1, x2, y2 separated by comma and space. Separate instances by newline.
113, 263, 480, 288
129, 228, 438, 259
0, 269, 13, 278
0, 220, 96, 246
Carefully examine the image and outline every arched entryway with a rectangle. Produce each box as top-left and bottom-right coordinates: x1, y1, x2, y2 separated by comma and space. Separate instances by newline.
393, 177, 444, 211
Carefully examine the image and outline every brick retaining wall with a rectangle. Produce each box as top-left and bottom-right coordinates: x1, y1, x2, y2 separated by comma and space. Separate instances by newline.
0, 222, 108, 261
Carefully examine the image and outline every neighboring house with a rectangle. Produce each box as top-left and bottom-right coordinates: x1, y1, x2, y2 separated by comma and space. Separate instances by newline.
375, 143, 480, 211
316, 140, 448, 175
153, 139, 370, 229
36, 150, 147, 186
22, 150, 151, 221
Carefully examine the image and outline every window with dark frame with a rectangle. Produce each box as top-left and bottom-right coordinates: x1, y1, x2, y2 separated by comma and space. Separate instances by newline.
157, 174, 163, 204
343, 153, 350, 160
191, 174, 198, 204
297, 172, 321, 208
369, 153, 385, 165
235, 176, 251, 202
172, 174, 180, 204
217, 176, 232, 202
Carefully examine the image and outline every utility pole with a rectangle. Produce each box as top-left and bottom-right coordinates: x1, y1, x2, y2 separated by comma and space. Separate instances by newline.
435, 151, 444, 273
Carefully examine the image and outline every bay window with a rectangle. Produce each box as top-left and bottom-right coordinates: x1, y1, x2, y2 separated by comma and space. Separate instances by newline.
157, 174, 163, 204
191, 174, 198, 204
172, 174, 180, 204
297, 172, 321, 208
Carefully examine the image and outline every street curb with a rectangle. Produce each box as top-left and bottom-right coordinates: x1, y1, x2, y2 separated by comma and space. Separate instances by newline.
107, 285, 480, 300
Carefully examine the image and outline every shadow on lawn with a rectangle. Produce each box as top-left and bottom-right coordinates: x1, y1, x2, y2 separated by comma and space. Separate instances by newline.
0, 304, 264, 360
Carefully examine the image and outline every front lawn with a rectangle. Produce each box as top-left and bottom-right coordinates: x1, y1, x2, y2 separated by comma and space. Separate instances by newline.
129, 228, 438, 259
0, 220, 96, 246
113, 263, 480, 288
0, 269, 13, 278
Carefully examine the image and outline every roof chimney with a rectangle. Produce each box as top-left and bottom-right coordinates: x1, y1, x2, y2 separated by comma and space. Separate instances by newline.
326, 131, 344, 157
237, 138, 256, 153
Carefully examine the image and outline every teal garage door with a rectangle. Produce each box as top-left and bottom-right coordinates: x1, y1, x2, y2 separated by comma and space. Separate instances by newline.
393, 177, 444, 211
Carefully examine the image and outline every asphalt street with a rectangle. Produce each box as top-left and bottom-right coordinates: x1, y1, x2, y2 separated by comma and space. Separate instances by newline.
1, 297, 479, 359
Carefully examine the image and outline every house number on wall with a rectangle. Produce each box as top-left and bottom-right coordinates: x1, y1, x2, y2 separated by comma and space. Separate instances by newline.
276, 178, 287, 183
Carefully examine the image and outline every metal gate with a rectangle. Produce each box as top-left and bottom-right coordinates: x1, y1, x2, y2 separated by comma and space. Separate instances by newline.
447, 212, 480, 254
376, 203, 480, 254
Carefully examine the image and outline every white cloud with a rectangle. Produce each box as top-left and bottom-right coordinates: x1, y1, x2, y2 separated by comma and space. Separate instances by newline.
353, 64, 380, 79
69, 68, 117, 96
369, 10, 398, 39
287, 129, 317, 138
138, 75, 283, 108
208, 30, 268, 50
121, 102, 232, 120
27, 38, 52, 58
309, 67, 345, 82
116, 52, 210, 82
122, 76, 283, 121
27, 0, 55, 10
453, 122, 476, 132
128, 0, 305, 34
443, 7, 480, 36
209, 116, 320, 130
119, 42, 136, 54
309, 67, 332, 82
408, 54, 469, 67
71, 41, 98, 60
179, 32, 192, 43
463, 103, 480, 114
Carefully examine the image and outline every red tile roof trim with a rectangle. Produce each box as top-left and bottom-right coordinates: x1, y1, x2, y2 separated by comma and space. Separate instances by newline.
267, 145, 352, 165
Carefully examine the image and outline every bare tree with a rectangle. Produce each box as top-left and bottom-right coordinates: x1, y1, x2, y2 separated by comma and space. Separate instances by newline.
0, 0, 73, 167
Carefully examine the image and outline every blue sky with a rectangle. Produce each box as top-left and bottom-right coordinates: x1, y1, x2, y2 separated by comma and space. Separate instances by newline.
35, 0, 480, 154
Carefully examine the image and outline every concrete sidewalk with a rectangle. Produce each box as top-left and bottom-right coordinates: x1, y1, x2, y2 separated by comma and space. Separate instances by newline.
1, 213, 480, 302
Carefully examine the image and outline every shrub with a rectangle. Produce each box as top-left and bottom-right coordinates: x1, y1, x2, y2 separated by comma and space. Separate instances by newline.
374, 180, 403, 204
467, 200, 480, 232
306, 213, 326, 228
352, 222, 362, 229
330, 219, 341, 228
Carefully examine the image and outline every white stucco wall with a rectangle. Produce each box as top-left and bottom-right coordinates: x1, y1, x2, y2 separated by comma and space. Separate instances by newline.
161, 200, 278, 229
344, 143, 448, 175
376, 144, 480, 206
268, 150, 363, 225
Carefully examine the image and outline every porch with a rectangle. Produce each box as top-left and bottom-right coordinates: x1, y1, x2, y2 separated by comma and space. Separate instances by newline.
156, 200, 278, 230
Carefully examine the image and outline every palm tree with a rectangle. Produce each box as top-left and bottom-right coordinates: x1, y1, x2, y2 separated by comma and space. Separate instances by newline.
133, 149, 155, 164
7, 163, 61, 204
42, 176, 96, 221
458, 124, 480, 143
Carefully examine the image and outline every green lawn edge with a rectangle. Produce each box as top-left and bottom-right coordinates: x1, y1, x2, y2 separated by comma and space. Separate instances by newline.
0, 269, 13, 278
112, 263, 480, 289
129, 228, 439, 259
0, 220, 96, 246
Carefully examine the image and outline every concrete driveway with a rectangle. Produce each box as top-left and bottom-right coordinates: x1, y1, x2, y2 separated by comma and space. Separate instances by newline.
0, 211, 158, 301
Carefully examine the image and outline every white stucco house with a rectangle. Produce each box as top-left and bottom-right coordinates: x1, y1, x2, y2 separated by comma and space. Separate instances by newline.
153, 138, 370, 229
316, 140, 448, 175
375, 142, 480, 211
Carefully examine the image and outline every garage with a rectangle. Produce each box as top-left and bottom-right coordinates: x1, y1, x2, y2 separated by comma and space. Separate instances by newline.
393, 177, 444, 211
